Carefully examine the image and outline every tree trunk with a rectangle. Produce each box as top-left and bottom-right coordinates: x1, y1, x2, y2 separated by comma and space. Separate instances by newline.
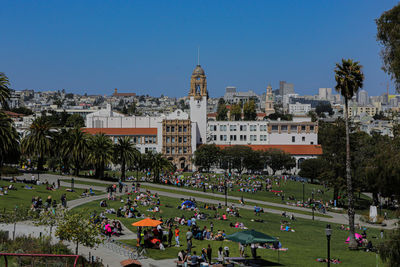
121, 159, 126, 181
37, 156, 44, 171
75, 241, 79, 254
345, 99, 357, 250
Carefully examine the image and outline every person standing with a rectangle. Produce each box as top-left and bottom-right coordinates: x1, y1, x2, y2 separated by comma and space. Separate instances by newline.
168, 226, 173, 247
239, 242, 245, 257
175, 226, 180, 247
57, 179, 60, 189
251, 243, 257, 259
207, 244, 212, 264
186, 228, 193, 253
210, 222, 214, 233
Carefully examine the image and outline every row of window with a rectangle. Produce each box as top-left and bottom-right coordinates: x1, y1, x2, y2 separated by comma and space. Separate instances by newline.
211, 135, 311, 143
165, 126, 188, 133
144, 147, 157, 153
165, 136, 189, 143
165, 147, 189, 154
113, 136, 156, 144
210, 124, 313, 132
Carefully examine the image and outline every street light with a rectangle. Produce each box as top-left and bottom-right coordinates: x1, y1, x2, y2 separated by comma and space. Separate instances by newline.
325, 224, 332, 267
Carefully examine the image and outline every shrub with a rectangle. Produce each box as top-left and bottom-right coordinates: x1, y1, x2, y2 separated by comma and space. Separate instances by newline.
0, 166, 20, 176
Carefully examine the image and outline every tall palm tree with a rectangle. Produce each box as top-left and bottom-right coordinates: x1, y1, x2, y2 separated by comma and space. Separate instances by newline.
0, 111, 19, 168
147, 152, 173, 183
87, 133, 113, 179
334, 58, 364, 250
22, 116, 53, 171
50, 128, 70, 174
64, 128, 89, 176
113, 136, 137, 181
0, 73, 11, 109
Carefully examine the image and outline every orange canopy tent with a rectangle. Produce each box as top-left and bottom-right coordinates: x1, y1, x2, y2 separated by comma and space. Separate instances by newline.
131, 218, 162, 227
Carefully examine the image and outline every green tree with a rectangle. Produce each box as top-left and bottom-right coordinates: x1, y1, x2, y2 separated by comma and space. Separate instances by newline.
64, 128, 89, 176
379, 228, 400, 267
230, 104, 242, 121
0, 112, 19, 168
264, 149, 296, 175
221, 145, 253, 174
65, 114, 85, 128
193, 144, 221, 172
0, 72, 11, 109
376, 3, 400, 91
22, 116, 53, 171
55, 210, 102, 254
146, 152, 173, 183
315, 103, 334, 116
298, 158, 326, 184
87, 133, 113, 179
243, 100, 257, 120
113, 136, 137, 181
334, 58, 364, 250
216, 98, 228, 121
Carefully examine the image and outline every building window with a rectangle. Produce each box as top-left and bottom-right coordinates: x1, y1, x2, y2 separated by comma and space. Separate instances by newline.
183, 126, 187, 132
183, 136, 187, 143
302, 136, 305, 142
240, 135, 247, 141
220, 125, 226, 131
260, 135, 267, 141
260, 125, 267, 131
178, 126, 182, 132
210, 125, 217, 131
171, 137, 175, 143
292, 136, 295, 143
250, 135, 257, 141
250, 125, 257, 131
310, 141, 314, 144
166, 137, 170, 143
230, 125, 237, 131
281, 125, 288, 132
166, 126, 170, 132
179, 136, 182, 143
166, 147, 170, 154
271, 125, 278, 131
213, 135, 217, 141
230, 135, 237, 141
171, 126, 175, 132
178, 147, 182, 154
183, 147, 187, 153
310, 125, 314, 131
240, 125, 247, 131
171, 147, 175, 154
153, 137, 157, 143
301, 125, 306, 131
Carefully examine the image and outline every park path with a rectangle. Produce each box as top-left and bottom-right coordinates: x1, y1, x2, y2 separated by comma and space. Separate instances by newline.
16, 173, 398, 230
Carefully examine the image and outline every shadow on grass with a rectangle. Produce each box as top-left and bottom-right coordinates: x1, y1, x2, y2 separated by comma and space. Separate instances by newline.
245, 258, 283, 266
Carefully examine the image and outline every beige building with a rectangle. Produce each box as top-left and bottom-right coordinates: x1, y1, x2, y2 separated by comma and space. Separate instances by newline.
265, 84, 274, 115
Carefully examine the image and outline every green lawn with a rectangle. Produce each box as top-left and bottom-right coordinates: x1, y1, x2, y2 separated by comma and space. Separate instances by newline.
73, 192, 383, 266
0, 180, 102, 211
60, 178, 109, 189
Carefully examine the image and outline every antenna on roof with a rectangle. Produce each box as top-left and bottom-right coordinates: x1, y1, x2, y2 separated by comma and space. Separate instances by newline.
197, 46, 200, 66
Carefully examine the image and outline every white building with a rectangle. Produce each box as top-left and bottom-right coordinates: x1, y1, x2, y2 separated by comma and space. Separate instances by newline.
288, 102, 312, 115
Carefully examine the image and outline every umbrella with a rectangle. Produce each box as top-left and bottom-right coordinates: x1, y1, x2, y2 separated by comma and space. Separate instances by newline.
120, 259, 142, 266
226, 230, 277, 245
345, 233, 363, 243
132, 218, 162, 227
181, 200, 196, 207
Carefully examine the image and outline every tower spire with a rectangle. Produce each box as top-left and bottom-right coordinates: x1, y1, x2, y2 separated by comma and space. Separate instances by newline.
197, 46, 200, 65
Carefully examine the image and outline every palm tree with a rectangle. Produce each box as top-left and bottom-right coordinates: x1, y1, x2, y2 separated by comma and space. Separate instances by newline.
87, 133, 113, 179
334, 58, 364, 250
50, 128, 70, 174
0, 73, 11, 109
22, 116, 53, 171
64, 128, 89, 176
147, 152, 173, 183
113, 136, 137, 181
0, 111, 19, 168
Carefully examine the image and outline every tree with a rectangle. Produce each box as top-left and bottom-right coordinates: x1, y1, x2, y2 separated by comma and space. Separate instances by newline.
65, 114, 85, 128
113, 136, 137, 181
376, 3, 400, 91
0, 72, 11, 109
334, 58, 364, 250
64, 128, 89, 176
230, 104, 242, 121
22, 116, 53, 171
379, 228, 400, 267
216, 98, 228, 121
298, 158, 326, 183
193, 144, 221, 172
315, 103, 333, 117
55, 210, 102, 254
243, 100, 257, 120
0, 112, 19, 168
221, 145, 253, 174
10, 106, 33, 115
87, 133, 113, 179
264, 149, 295, 175
146, 152, 173, 183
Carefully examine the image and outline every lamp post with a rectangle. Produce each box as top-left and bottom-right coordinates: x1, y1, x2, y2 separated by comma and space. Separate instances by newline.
302, 182, 305, 204
325, 224, 332, 267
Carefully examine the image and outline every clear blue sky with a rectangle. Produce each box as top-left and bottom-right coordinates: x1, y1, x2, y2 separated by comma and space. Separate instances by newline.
0, 0, 398, 97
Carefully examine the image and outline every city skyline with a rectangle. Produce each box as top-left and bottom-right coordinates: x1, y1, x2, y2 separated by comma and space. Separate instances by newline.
1, 0, 398, 97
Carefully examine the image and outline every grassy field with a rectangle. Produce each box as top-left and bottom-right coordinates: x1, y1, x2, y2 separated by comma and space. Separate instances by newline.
0, 180, 102, 210
73, 192, 384, 266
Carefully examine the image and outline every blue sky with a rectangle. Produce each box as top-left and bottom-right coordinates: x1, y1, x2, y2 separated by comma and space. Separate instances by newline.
0, 0, 398, 97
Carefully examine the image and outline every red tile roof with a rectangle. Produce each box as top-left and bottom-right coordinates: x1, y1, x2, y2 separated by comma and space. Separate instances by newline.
216, 144, 322, 155
83, 128, 157, 135
207, 113, 217, 117
4, 111, 24, 117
